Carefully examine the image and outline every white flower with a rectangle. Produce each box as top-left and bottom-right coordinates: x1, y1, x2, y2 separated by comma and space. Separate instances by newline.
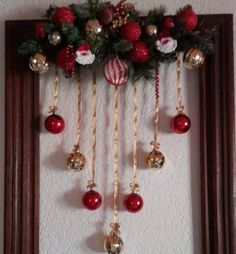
75, 44, 95, 65
155, 37, 177, 54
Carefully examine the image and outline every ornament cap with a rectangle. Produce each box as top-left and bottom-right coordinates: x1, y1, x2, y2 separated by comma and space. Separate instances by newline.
176, 105, 185, 113
87, 180, 97, 190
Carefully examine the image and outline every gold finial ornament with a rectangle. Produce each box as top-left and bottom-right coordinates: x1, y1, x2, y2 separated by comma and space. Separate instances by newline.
67, 144, 86, 171
183, 48, 205, 69
146, 145, 165, 169
104, 226, 124, 254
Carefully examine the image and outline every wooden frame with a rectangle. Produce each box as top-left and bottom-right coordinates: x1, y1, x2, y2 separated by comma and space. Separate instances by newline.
4, 15, 235, 254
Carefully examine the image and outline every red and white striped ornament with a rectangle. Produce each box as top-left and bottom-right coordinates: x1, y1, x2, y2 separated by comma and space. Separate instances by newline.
103, 58, 129, 86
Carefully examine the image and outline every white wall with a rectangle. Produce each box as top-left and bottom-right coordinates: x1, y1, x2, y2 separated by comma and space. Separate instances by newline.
0, 1, 236, 254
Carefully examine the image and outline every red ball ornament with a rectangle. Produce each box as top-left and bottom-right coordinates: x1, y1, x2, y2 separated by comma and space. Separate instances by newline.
45, 114, 65, 134
158, 29, 170, 39
171, 113, 191, 134
56, 47, 75, 73
129, 42, 150, 63
83, 190, 102, 210
53, 7, 75, 24
35, 22, 46, 38
120, 21, 141, 42
177, 7, 198, 31
162, 17, 175, 29
124, 193, 143, 213
104, 58, 129, 86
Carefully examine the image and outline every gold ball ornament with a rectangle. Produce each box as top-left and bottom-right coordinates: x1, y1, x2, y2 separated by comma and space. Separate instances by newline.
29, 53, 49, 73
48, 31, 62, 46
39, 61, 49, 74
104, 232, 124, 254
85, 19, 102, 35
146, 149, 165, 169
145, 24, 158, 36
67, 145, 86, 171
183, 48, 205, 69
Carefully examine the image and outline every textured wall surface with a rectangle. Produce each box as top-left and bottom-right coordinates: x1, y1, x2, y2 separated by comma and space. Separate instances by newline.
0, 1, 236, 254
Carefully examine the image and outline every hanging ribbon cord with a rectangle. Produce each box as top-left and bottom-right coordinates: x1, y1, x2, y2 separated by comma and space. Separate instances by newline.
176, 55, 184, 113
87, 71, 97, 190
76, 76, 81, 147
150, 67, 161, 151
49, 67, 59, 114
130, 82, 139, 193
110, 86, 120, 233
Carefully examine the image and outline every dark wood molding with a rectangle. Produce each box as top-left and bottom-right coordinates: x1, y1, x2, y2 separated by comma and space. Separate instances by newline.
5, 21, 39, 254
4, 16, 235, 254
199, 15, 235, 254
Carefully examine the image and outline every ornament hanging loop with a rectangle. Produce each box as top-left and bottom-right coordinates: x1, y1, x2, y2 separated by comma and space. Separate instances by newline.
150, 141, 160, 151
109, 222, 121, 235
130, 182, 140, 193
87, 180, 97, 190
176, 105, 185, 113
130, 81, 140, 193
176, 54, 185, 113
49, 67, 59, 114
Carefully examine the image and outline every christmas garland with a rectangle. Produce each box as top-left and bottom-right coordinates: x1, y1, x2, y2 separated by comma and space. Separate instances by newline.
18, 0, 214, 81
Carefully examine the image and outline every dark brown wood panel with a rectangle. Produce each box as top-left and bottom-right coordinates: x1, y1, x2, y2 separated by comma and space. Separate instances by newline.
4, 16, 235, 254
199, 15, 235, 254
5, 21, 39, 254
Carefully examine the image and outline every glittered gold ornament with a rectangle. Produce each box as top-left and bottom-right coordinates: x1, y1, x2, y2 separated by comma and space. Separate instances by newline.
29, 53, 49, 73
104, 231, 124, 254
67, 145, 86, 171
183, 48, 205, 69
48, 31, 62, 46
146, 148, 165, 169
145, 24, 158, 36
85, 19, 102, 35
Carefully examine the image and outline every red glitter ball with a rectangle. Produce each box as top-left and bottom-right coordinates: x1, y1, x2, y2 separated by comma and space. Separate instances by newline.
35, 22, 46, 38
124, 193, 143, 213
120, 21, 142, 42
162, 17, 175, 29
53, 7, 75, 24
177, 7, 198, 31
129, 41, 149, 63
83, 190, 102, 210
45, 114, 65, 134
171, 113, 191, 134
158, 29, 170, 39
56, 48, 75, 72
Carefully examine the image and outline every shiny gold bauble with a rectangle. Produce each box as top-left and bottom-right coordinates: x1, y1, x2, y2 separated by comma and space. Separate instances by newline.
48, 31, 62, 46
183, 48, 205, 69
85, 19, 102, 35
66, 147, 86, 171
145, 24, 158, 36
146, 149, 165, 169
104, 232, 124, 254
29, 53, 49, 73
